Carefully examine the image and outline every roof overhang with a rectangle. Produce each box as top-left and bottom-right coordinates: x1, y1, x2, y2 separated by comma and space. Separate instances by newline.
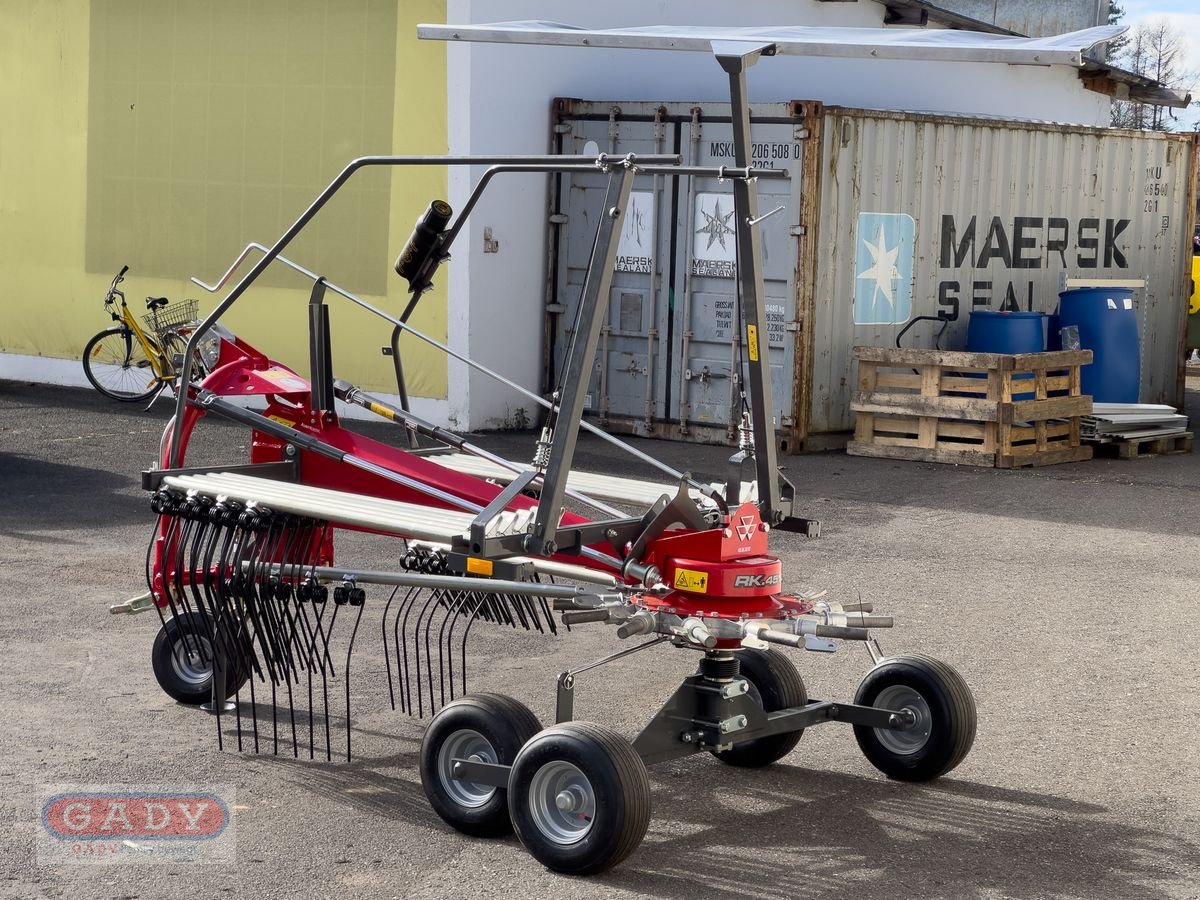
1078, 59, 1193, 109
419, 21, 1123, 67
421, 19, 1189, 109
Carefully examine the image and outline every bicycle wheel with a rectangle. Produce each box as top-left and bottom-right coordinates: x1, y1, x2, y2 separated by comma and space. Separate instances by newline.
161, 329, 209, 386
82, 326, 160, 401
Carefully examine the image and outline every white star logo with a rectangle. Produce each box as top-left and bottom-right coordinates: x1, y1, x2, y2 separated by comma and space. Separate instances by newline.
696, 199, 736, 251
735, 517, 757, 542
857, 226, 901, 312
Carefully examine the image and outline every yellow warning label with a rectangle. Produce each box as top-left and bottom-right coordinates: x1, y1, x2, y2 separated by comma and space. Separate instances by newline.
465, 557, 494, 577
673, 567, 709, 593
746, 325, 760, 362
267, 415, 296, 428
368, 401, 398, 422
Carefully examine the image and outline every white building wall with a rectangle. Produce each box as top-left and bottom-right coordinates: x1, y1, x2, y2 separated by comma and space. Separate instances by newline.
441, 0, 1112, 430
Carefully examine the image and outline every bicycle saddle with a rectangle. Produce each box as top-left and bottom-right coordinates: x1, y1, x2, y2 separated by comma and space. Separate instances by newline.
145, 296, 169, 309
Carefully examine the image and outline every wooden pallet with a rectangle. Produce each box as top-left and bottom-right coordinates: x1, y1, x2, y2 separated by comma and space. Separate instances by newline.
847, 346, 1094, 468
1090, 431, 1193, 459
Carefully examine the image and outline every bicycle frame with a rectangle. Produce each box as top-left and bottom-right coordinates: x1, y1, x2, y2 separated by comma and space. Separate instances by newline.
99, 278, 184, 391
118, 303, 170, 375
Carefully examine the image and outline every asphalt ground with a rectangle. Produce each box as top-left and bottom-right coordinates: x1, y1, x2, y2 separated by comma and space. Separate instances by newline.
1, 378, 1198, 899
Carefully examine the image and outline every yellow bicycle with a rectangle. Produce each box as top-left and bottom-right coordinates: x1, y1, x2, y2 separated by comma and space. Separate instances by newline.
82, 266, 209, 402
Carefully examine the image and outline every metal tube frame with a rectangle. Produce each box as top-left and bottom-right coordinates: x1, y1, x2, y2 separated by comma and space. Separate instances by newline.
169, 153, 684, 467
191, 238, 708, 490
177, 150, 789, 569
715, 43, 790, 524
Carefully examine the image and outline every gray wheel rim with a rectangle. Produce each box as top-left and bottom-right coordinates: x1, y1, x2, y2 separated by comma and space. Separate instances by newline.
438, 729, 498, 808
170, 633, 213, 687
528, 760, 595, 845
873, 684, 933, 755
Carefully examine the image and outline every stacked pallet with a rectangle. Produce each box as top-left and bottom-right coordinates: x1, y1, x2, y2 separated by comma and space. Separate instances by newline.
1083, 403, 1192, 458
848, 346, 1093, 468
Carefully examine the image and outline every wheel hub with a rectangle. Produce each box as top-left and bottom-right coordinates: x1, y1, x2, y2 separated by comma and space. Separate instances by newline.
169, 635, 214, 686
554, 786, 588, 813
438, 729, 498, 808
528, 761, 595, 845
873, 685, 932, 755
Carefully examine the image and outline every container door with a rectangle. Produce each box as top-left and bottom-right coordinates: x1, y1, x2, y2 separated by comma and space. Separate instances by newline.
547, 102, 808, 449
673, 115, 805, 445
548, 105, 675, 429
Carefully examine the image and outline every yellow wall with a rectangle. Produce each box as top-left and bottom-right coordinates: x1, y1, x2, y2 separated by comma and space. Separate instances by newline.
0, 0, 448, 398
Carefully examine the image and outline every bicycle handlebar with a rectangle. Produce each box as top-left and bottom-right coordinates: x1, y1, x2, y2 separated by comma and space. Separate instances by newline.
105, 266, 129, 305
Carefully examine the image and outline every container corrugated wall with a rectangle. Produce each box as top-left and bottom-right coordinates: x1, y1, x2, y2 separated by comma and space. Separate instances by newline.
808, 107, 1197, 435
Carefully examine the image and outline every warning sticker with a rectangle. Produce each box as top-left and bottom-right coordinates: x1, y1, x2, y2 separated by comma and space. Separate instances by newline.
258, 368, 309, 392
673, 568, 709, 593
746, 324, 760, 362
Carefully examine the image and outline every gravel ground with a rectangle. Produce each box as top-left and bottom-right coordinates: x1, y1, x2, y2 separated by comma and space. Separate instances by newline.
1, 378, 1197, 900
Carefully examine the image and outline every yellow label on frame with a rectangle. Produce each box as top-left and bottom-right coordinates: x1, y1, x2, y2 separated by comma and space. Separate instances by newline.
746, 325, 760, 362
673, 567, 709, 593
466, 557, 494, 576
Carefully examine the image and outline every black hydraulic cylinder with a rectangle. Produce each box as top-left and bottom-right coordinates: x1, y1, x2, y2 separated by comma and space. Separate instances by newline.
394, 200, 452, 291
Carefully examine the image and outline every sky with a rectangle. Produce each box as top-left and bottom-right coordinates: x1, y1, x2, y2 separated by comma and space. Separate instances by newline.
1118, 1, 1200, 126
1120, 1, 1200, 77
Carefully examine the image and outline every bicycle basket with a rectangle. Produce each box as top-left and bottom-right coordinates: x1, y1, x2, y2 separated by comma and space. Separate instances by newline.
143, 298, 200, 332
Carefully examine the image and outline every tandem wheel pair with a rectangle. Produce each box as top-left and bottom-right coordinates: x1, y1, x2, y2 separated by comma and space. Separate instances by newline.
418, 647, 976, 876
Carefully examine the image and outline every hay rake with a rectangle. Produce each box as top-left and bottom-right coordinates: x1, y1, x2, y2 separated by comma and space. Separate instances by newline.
110, 18, 1123, 875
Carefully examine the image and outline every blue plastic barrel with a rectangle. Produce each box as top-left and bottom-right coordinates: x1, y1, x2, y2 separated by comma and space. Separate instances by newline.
966, 310, 1047, 354
1056, 287, 1140, 403
967, 311, 1046, 400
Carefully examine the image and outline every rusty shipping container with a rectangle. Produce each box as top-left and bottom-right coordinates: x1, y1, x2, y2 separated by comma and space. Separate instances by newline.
546, 100, 1199, 451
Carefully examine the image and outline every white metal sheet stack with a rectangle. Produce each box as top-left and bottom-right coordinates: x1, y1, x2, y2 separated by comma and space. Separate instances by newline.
1080, 403, 1190, 442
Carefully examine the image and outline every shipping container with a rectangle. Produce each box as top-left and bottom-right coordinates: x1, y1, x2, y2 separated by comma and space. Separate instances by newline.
546, 100, 1199, 451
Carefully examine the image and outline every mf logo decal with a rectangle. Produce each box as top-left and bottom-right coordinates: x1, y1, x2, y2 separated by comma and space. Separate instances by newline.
734, 517, 757, 542
854, 212, 915, 325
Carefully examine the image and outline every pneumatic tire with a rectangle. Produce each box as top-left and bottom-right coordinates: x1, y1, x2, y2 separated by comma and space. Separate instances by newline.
82, 326, 159, 402
151, 612, 250, 705
509, 722, 651, 876
420, 693, 542, 837
853, 654, 976, 782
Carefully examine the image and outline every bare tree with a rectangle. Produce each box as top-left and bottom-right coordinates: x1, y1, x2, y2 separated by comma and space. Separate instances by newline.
1105, 1, 1128, 64
1110, 19, 1196, 130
